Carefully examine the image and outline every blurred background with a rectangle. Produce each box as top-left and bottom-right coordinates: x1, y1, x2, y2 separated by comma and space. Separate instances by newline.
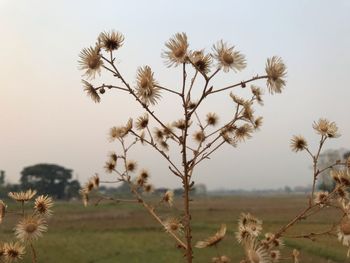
1, 0, 349, 191
0, 1, 349, 262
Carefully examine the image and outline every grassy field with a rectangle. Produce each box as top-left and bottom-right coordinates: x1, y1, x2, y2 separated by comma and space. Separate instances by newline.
1, 195, 349, 262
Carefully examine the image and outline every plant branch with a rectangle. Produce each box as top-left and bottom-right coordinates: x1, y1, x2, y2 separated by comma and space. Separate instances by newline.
273, 185, 340, 240
209, 75, 268, 95
119, 139, 187, 249
180, 62, 193, 262
311, 135, 327, 203
94, 196, 138, 206
101, 55, 180, 142
99, 84, 129, 92
186, 70, 198, 103
283, 226, 336, 240
30, 243, 37, 263
130, 130, 183, 178
155, 84, 182, 96
193, 140, 226, 167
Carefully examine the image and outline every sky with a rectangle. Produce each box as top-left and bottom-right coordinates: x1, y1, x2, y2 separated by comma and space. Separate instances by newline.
0, 0, 349, 190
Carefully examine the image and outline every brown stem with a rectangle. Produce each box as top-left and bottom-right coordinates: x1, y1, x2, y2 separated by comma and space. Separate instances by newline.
102, 65, 119, 76
30, 243, 37, 263
194, 111, 204, 130
119, 139, 187, 249
146, 126, 154, 144
101, 55, 180, 142
273, 185, 340, 240
188, 119, 207, 177
133, 186, 186, 249
94, 196, 138, 206
188, 98, 248, 168
182, 174, 192, 262
181, 63, 193, 263
186, 70, 198, 103
284, 230, 336, 240
194, 140, 226, 167
155, 84, 182, 96
275, 205, 314, 239
187, 59, 208, 81
209, 75, 268, 94
283, 221, 338, 241
130, 130, 183, 177
311, 135, 327, 203
96, 83, 129, 92
125, 138, 138, 152
317, 161, 346, 175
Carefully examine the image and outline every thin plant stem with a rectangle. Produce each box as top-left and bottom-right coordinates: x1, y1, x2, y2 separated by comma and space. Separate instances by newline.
311, 135, 327, 203
119, 138, 186, 249
209, 75, 268, 94
318, 161, 346, 175
155, 84, 182, 96
193, 140, 226, 167
30, 243, 37, 263
186, 70, 198, 103
101, 55, 180, 142
97, 83, 129, 92
94, 196, 138, 206
130, 130, 183, 178
180, 62, 193, 263
272, 185, 340, 241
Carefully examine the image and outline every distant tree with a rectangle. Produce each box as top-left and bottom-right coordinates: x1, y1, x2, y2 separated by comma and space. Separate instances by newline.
0, 170, 5, 187
284, 185, 292, 194
174, 188, 184, 196
20, 163, 79, 199
100, 186, 119, 196
344, 151, 350, 160
317, 149, 348, 192
4, 183, 21, 199
0, 170, 6, 198
114, 182, 132, 196
65, 179, 81, 199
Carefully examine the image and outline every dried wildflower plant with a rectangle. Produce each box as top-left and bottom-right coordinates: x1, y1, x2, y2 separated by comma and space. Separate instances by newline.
234, 119, 350, 262
0, 190, 53, 263
78, 30, 290, 262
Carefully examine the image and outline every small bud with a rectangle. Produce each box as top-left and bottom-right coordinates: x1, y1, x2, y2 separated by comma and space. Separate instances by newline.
188, 101, 197, 110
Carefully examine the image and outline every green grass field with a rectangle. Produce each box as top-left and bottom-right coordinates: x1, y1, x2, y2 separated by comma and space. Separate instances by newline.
1, 195, 349, 262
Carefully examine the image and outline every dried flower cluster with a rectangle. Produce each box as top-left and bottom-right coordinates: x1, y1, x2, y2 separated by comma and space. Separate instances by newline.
0, 190, 53, 263
235, 213, 285, 263
230, 119, 348, 262
188, 118, 347, 262
77, 30, 330, 263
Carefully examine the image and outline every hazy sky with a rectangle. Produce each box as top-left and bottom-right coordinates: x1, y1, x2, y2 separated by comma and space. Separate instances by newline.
1, 0, 349, 190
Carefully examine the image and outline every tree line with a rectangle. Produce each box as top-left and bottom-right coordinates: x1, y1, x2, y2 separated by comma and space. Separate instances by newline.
1, 150, 347, 200
0, 164, 81, 200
